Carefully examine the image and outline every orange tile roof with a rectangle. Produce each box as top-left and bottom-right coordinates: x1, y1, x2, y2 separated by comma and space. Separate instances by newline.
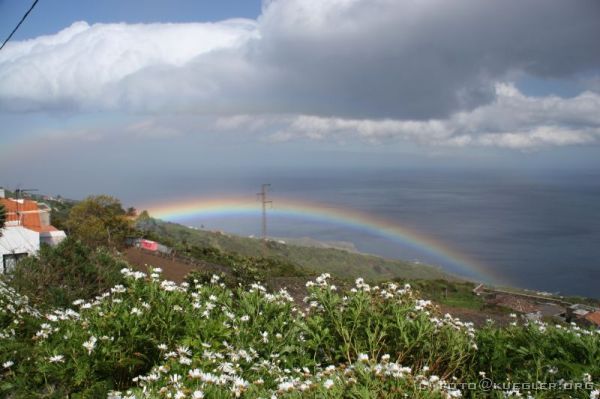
584, 311, 600, 327
0, 197, 59, 232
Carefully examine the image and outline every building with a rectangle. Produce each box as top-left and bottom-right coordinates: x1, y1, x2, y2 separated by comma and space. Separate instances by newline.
563, 303, 600, 328
0, 188, 66, 273
127, 238, 172, 255
0, 226, 40, 273
583, 311, 600, 329
566, 303, 593, 321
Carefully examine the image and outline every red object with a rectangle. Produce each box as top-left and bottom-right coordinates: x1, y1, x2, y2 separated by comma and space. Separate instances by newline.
585, 311, 600, 327
0, 198, 59, 232
140, 239, 158, 251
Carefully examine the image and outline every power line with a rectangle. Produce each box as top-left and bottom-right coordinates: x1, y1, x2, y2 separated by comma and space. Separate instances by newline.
256, 184, 272, 241
0, 0, 40, 52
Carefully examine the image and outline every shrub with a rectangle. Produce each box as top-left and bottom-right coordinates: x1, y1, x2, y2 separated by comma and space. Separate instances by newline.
0, 203, 6, 234
8, 238, 126, 309
185, 245, 308, 280
0, 271, 597, 398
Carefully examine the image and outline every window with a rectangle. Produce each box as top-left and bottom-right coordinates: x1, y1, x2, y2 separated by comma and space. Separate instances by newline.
1, 253, 28, 274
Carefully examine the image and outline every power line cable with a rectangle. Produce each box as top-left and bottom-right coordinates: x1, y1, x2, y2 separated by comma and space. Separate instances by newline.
0, 0, 40, 52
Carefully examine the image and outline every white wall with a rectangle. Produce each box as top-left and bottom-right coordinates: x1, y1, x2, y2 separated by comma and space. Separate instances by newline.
40, 230, 67, 246
0, 227, 40, 273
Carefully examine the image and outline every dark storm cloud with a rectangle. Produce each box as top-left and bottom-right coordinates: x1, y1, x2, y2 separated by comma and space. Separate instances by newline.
1, 0, 599, 119
250, 0, 600, 118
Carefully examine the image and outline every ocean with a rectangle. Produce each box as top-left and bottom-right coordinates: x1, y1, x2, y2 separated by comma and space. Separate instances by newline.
133, 168, 600, 298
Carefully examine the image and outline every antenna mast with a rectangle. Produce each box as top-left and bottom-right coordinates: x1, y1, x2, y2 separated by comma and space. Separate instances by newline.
14, 188, 38, 225
257, 184, 272, 240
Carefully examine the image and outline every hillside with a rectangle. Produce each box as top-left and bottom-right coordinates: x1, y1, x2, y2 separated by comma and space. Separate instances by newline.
270, 236, 360, 253
2, 195, 598, 398
136, 216, 458, 282
2, 269, 598, 398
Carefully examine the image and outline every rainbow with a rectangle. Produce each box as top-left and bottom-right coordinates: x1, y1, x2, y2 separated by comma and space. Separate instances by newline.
142, 196, 504, 284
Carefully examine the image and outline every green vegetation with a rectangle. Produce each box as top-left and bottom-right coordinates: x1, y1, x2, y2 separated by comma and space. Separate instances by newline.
48, 198, 75, 232
183, 245, 309, 289
0, 271, 597, 398
0, 202, 5, 235
1, 191, 597, 397
395, 279, 485, 310
137, 217, 456, 282
66, 195, 133, 248
8, 238, 127, 309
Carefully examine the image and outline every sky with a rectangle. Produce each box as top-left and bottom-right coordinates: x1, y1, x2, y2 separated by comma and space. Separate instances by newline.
1, 0, 600, 200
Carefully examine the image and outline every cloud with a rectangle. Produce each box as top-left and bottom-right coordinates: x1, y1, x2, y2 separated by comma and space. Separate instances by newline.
0, 19, 257, 112
477, 128, 596, 149
215, 84, 600, 149
15, 83, 600, 150
583, 76, 600, 94
1, 0, 599, 120
124, 120, 184, 139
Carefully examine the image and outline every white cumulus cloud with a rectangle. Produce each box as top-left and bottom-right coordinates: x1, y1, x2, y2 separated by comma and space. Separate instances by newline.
215, 84, 600, 149
1, 0, 599, 151
0, 19, 256, 111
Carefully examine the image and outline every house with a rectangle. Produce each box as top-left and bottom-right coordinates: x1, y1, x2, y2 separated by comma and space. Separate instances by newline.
0, 188, 66, 273
583, 311, 600, 330
564, 303, 600, 328
566, 303, 593, 322
0, 226, 40, 273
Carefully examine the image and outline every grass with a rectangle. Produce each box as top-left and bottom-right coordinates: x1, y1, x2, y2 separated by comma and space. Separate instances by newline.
136, 217, 458, 282
395, 279, 486, 310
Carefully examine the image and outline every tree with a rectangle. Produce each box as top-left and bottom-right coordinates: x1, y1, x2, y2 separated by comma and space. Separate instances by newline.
66, 195, 132, 248
0, 203, 5, 236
